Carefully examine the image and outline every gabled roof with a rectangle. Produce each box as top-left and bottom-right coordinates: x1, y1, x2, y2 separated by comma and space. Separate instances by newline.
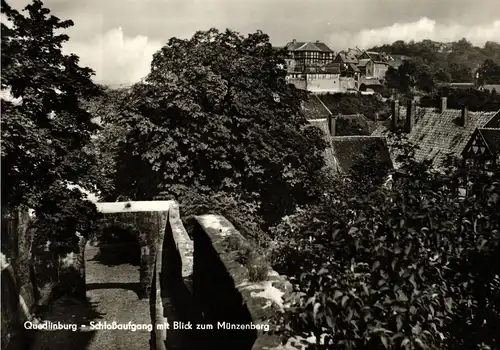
478, 128, 500, 154
301, 95, 332, 120
462, 127, 500, 158
285, 41, 333, 52
307, 118, 393, 174
347, 48, 363, 57
372, 107, 500, 167
357, 59, 370, 67
348, 63, 361, 72
335, 51, 359, 64
330, 136, 393, 173
307, 118, 340, 172
364, 51, 389, 64
336, 114, 378, 135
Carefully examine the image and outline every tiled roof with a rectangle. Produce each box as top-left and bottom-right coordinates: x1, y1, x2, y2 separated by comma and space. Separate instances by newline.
304, 62, 340, 74
301, 95, 332, 120
307, 119, 392, 174
348, 63, 361, 72
365, 51, 389, 63
478, 128, 500, 154
307, 118, 340, 171
372, 107, 500, 167
337, 114, 378, 135
357, 59, 370, 67
314, 42, 334, 53
347, 48, 363, 57
336, 51, 359, 64
330, 136, 393, 173
286, 41, 333, 52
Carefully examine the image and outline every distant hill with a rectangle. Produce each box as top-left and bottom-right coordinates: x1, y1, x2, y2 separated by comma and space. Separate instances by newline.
368, 39, 500, 83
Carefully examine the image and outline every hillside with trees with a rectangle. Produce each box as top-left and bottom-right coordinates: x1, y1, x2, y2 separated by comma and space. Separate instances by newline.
373, 39, 500, 95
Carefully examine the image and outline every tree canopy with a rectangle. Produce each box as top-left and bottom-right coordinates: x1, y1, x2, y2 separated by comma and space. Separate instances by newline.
377, 39, 500, 96
1, 0, 102, 210
111, 28, 327, 224
271, 137, 500, 349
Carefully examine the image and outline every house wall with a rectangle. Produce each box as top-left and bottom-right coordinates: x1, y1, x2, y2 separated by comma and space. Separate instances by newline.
340, 77, 357, 91
287, 74, 342, 93
287, 78, 307, 90
291, 51, 334, 66
365, 61, 374, 77
306, 77, 341, 93
373, 63, 388, 79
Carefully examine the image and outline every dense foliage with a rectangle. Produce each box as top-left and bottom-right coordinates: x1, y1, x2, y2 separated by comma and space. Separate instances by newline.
1, 0, 102, 285
110, 28, 327, 225
379, 39, 500, 94
419, 88, 500, 112
271, 138, 500, 349
372, 39, 500, 82
318, 93, 389, 121
1, 0, 102, 209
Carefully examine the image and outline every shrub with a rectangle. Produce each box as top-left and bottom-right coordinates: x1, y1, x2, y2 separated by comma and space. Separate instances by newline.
270, 156, 500, 349
247, 253, 269, 282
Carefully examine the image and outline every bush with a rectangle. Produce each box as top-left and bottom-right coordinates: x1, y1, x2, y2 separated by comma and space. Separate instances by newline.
270, 155, 500, 349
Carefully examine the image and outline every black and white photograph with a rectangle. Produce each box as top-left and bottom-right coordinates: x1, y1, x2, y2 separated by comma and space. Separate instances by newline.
1, 0, 500, 349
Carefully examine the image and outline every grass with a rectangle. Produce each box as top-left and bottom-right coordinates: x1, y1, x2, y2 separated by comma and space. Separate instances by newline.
224, 234, 270, 282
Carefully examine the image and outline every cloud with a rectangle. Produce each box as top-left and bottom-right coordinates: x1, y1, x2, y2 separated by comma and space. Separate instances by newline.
63, 27, 162, 86
329, 17, 500, 50
60, 18, 500, 86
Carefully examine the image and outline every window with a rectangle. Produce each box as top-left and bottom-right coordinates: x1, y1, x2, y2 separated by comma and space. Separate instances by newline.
485, 159, 494, 170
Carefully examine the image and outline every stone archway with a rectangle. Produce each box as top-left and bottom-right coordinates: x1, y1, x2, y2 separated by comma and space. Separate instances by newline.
92, 220, 149, 297
92, 201, 174, 298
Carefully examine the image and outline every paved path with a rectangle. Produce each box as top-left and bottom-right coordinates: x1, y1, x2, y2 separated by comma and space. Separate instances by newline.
30, 242, 152, 350
83, 242, 151, 350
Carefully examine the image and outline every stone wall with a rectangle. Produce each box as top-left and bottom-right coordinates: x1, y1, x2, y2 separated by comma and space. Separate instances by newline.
166, 213, 296, 350
94, 200, 174, 350
1, 208, 36, 350
94, 201, 174, 298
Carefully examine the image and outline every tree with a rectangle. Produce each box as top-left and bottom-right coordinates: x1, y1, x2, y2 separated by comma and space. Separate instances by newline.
112, 28, 327, 225
1, 0, 103, 300
448, 62, 473, 82
1, 0, 102, 209
477, 59, 500, 85
271, 142, 500, 349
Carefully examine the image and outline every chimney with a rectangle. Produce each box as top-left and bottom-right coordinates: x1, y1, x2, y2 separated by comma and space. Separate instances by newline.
390, 100, 399, 131
329, 114, 339, 136
460, 105, 468, 127
292, 39, 296, 43
440, 97, 447, 113
404, 99, 416, 133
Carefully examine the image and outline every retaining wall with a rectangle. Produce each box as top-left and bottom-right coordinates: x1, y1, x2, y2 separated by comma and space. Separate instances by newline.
166, 212, 296, 350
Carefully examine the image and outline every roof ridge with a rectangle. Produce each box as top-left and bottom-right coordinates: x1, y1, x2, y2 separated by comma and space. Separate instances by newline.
479, 127, 500, 130
295, 42, 308, 50
476, 129, 494, 155
332, 135, 383, 139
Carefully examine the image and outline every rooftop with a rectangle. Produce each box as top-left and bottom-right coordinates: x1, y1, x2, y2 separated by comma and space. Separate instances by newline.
372, 106, 500, 167
285, 40, 333, 53
301, 95, 332, 120
477, 128, 500, 154
330, 136, 393, 173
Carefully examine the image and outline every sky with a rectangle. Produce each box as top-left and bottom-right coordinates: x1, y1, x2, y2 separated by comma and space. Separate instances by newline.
5, 0, 500, 86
